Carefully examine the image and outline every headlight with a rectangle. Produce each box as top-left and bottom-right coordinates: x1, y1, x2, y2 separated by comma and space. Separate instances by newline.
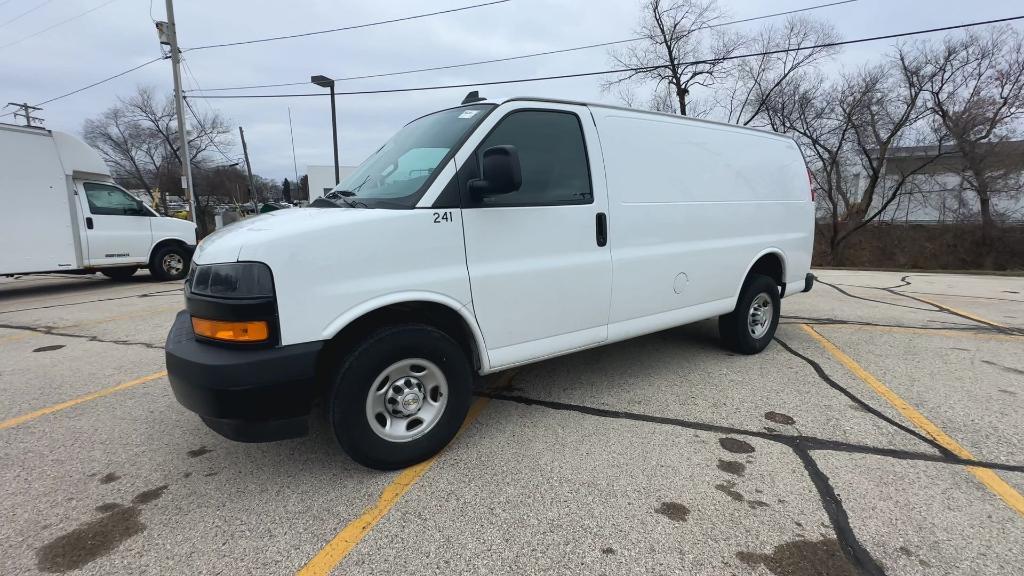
189, 262, 274, 299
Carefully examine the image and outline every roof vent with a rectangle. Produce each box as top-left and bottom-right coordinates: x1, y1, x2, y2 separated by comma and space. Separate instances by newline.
461, 90, 486, 105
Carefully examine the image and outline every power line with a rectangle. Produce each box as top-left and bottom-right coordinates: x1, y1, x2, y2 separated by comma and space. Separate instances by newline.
4, 0, 512, 111
0, 0, 121, 51
181, 57, 239, 166
186, 0, 511, 52
190, 0, 858, 92
34, 56, 164, 106
0, 0, 55, 29
185, 14, 1024, 100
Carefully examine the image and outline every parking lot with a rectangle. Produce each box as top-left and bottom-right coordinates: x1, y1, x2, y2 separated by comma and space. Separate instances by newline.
1, 269, 1022, 575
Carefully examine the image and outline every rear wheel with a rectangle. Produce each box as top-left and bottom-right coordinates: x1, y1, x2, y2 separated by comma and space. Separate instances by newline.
100, 267, 138, 281
719, 274, 780, 354
149, 245, 189, 281
328, 324, 472, 470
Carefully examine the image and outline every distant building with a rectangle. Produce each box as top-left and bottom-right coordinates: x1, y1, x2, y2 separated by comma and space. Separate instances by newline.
306, 164, 357, 201
868, 141, 1024, 224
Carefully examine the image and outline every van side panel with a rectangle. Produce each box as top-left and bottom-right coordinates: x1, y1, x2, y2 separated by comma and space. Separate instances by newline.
0, 125, 80, 274
590, 108, 813, 327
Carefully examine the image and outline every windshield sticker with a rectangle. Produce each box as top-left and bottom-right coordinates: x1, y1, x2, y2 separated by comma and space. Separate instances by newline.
458, 110, 479, 119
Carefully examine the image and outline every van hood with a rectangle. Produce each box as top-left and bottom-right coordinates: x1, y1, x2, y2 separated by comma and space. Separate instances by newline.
193, 208, 410, 265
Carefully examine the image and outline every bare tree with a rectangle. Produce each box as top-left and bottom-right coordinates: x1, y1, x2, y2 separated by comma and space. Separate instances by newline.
603, 0, 745, 116
82, 105, 164, 204
83, 85, 235, 216
922, 26, 1024, 253
773, 48, 948, 263
724, 16, 840, 127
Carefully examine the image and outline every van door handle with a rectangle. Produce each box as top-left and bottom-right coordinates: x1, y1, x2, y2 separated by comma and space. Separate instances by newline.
595, 212, 607, 247
86, 217, 94, 230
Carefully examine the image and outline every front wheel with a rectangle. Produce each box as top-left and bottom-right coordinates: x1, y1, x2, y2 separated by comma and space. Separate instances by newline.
149, 245, 189, 281
718, 274, 780, 355
328, 324, 472, 470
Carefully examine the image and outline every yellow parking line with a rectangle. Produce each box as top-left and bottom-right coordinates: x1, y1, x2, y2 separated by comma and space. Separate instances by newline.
801, 324, 1024, 517
297, 396, 491, 576
0, 370, 167, 431
0, 332, 35, 343
909, 295, 1008, 329
806, 323, 1022, 341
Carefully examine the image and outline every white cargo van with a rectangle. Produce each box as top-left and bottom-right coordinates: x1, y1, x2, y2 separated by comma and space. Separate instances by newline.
166, 95, 814, 469
0, 123, 196, 280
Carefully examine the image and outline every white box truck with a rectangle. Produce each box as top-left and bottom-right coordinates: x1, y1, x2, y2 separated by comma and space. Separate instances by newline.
0, 123, 196, 281
166, 94, 815, 469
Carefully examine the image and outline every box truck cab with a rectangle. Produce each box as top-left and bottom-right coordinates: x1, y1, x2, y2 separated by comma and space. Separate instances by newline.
166, 95, 815, 470
0, 123, 196, 281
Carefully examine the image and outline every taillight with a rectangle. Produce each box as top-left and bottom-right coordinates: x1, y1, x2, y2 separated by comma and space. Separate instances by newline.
807, 168, 815, 202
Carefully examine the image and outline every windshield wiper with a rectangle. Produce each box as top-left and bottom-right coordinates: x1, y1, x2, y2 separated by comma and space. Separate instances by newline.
322, 190, 368, 208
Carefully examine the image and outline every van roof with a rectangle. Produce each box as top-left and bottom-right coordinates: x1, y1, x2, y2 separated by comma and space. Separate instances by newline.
491, 96, 794, 141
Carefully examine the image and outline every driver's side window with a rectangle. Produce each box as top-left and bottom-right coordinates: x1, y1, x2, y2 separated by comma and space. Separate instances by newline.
467, 110, 593, 207
83, 183, 148, 216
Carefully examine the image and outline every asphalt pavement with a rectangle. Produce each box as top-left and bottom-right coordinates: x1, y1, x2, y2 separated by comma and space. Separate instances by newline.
1, 269, 1022, 575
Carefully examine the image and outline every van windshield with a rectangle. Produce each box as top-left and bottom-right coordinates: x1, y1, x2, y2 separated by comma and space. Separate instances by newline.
314, 104, 494, 209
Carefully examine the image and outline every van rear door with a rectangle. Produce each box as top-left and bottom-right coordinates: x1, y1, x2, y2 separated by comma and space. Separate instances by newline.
76, 181, 153, 267
456, 103, 612, 368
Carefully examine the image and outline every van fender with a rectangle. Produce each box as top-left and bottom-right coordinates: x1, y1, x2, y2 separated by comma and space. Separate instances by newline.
147, 236, 194, 264
320, 291, 490, 373
733, 247, 787, 302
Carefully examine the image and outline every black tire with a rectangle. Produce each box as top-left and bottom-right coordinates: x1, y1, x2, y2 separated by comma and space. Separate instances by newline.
100, 267, 138, 280
718, 274, 781, 355
149, 244, 189, 281
328, 324, 473, 470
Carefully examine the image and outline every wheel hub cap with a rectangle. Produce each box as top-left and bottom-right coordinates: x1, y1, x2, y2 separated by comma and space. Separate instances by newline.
387, 377, 425, 417
163, 253, 184, 274
747, 293, 774, 339
366, 359, 448, 443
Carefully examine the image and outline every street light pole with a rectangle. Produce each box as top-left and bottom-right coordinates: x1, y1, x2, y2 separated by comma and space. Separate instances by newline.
311, 75, 340, 185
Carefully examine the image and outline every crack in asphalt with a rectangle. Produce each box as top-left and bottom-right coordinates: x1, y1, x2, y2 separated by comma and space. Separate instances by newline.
780, 316, 988, 333
0, 322, 165, 350
816, 278, 938, 312
895, 290, 1021, 304
792, 446, 886, 576
475, 390, 1024, 575
474, 273, 1023, 575
795, 273, 1023, 337
773, 337, 954, 458
890, 289, 1024, 336
0, 288, 182, 316
474, 391, 1024, 473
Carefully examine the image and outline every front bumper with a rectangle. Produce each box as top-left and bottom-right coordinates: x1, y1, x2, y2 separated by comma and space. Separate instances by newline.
165, 310, 323, 442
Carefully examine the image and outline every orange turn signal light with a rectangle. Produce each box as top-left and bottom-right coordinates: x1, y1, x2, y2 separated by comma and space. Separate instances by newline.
191, 317, 269, 342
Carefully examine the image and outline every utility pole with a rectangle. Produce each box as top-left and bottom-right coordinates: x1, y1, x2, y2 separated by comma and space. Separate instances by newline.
239, 126, 258, 211
6, 103, 43, 127
156, 0, 196, 223
288, 107, 300, 188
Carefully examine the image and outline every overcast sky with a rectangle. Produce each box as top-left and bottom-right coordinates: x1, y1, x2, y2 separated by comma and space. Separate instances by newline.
2, 0, 1022, 181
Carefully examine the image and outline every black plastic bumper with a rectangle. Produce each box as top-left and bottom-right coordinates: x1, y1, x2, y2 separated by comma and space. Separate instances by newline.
165, 310, 323, 442
803, 273, 815, 293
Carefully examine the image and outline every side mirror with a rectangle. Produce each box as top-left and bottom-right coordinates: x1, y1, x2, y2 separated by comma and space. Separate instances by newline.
468, 145, 522, 198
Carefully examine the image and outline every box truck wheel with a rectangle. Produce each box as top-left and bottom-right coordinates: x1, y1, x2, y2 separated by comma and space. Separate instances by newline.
100, 267, 138, 281
328, 324, 472, 470
149, 245, 189, 281
719, 274, 780, 355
